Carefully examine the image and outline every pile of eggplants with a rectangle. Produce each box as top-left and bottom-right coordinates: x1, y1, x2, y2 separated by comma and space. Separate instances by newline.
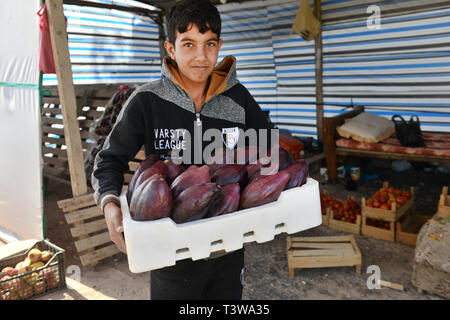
127, 145, 308, 223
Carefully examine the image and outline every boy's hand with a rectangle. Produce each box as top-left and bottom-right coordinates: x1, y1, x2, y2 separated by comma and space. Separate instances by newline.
104, 202, 127, 254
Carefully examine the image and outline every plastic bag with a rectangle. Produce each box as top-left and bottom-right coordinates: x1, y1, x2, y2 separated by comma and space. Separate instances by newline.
37, 4, 56, 74
391, 115, 425, 147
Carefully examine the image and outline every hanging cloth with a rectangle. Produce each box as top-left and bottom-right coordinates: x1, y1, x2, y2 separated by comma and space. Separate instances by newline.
37, 4, 56, 74
291, 0, 321, 41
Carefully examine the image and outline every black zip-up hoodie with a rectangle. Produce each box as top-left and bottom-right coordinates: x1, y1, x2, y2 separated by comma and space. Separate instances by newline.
92, 55, 275, 207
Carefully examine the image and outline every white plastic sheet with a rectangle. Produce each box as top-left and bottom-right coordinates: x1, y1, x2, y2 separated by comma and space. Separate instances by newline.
0, 0, 43, 242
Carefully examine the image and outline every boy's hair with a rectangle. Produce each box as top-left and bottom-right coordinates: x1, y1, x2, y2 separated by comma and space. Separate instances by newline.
164, 0, 222, 44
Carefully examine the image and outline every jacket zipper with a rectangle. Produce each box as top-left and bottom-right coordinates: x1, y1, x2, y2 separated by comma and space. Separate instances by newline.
194, 111, 203, 164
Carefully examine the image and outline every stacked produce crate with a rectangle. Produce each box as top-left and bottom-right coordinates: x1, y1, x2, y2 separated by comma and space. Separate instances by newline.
361, 182, 414, 242
320, 194, 361, 234
396, 210, 429, 246
395, 186, 446, 246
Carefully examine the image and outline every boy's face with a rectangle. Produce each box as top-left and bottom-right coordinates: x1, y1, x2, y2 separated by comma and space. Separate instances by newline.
164, 24, 222, 88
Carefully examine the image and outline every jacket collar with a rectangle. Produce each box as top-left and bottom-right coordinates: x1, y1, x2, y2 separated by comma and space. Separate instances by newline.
161, 55, 239, 101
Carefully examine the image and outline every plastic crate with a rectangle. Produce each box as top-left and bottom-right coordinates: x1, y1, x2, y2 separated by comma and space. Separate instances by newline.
121, 178, 322, 273
0, 240, 66, 300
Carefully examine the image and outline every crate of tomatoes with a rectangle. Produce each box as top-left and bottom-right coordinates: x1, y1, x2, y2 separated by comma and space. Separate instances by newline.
361, 182, 414, 241
320, 193, 361, 234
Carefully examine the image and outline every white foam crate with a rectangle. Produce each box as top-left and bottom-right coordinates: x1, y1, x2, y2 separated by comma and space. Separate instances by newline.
121, 177, 322, 273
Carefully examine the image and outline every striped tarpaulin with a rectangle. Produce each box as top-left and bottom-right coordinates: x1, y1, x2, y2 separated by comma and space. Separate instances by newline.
218, 0, 450, 138
269, 0, 319, 137
43, 0, 450, 136
43, 0, 162, 86
321, 0, 450, 134
218, 0, 326, 138
218, 1, 278, 127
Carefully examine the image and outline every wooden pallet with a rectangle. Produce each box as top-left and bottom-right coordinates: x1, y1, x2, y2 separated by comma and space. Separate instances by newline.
56, 148, 146, 267
42, 85, 117, 183
328, 208, 361, 235
436, 186, 450, 219
286, 235, 362, 277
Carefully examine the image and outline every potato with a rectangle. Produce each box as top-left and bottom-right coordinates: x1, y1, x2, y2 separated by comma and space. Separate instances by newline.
34, 280, 45, 295
40, 251, 53, 263
0, 275, 11, 290
2, 267, 17, 277
31, 262, 45, 271
27, 249, 42, 263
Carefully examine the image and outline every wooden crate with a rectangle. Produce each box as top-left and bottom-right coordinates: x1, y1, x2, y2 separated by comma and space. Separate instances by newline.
286, 235, 362, 276
56, 149, 146, 267
362, 182, 415, 224
328, 207, 361, 235
396, 210, 430, 246
361, 216, 396, 242
321, 207, 330, 227
436, 186, 450, 219
361, 182, 415, 242
319, 191, 334, 227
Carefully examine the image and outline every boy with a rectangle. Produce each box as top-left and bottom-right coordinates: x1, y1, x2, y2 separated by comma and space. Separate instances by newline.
92, 0, 275, 300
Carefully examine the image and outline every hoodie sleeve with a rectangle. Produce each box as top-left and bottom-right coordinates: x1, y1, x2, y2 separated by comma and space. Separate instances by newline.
91, 92, 146, 207
243, 86, 277, 152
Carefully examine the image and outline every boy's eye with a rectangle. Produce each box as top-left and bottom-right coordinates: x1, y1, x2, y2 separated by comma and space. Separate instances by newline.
183, 43, 193, 47
207, 42, 216, 47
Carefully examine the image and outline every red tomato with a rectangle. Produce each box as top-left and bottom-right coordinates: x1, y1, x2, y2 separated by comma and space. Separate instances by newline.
403, 192, 411, 199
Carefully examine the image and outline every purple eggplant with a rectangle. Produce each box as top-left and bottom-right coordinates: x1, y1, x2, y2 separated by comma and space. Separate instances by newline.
283, 160, 309, 190
206, 183, 240, 218
171, 183, 222, 223
170, 164, 210, 198
240, 171, 291, 209
133, 175, 172, 221
126, 154, 159, 204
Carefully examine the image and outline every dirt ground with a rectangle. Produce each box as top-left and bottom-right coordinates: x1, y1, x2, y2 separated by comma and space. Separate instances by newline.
37, 157, 448, 300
